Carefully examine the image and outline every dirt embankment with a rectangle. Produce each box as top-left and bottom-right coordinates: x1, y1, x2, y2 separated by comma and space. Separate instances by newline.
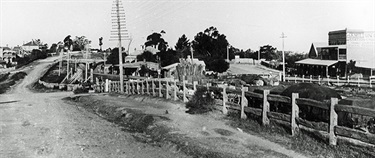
0, 72, 27, 94
65, 94, 307, 158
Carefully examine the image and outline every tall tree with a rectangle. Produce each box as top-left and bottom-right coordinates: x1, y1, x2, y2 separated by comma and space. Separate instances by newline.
259, 45, 278, 61
145, 31, 168, 52
175, 34, 191, 58
63, 35, 73, 50
192, 26, 230, 73
157, 48, 180, 67
49, 43, 58, 53
106, 47, 127, 65
73, 36, 91, 51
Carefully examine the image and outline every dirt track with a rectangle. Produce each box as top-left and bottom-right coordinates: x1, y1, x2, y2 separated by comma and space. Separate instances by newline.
0, 57, 308, 157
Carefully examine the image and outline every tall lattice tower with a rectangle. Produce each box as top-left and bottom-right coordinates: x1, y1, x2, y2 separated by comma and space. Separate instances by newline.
111, 0, 129, 93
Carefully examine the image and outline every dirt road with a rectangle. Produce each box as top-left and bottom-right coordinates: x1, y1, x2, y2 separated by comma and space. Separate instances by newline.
0, 58, 190, 158
0, 58, 308, 158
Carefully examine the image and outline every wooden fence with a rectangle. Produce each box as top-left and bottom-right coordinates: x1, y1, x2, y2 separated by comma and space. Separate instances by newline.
286, 75, 375, 88
96, 78, 375, 147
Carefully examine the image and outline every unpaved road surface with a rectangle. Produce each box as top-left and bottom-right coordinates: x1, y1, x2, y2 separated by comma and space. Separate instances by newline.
1, 57, 307, 157
0, 58, 190, 158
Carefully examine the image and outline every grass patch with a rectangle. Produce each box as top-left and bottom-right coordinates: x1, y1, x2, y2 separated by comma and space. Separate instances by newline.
0, 72, 27, 94
225, 110, 375, 158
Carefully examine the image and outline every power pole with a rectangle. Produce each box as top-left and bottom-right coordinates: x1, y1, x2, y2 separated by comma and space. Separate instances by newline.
111, 0, 129, 93
227, 45, 229, 61
280, 32, 287, 82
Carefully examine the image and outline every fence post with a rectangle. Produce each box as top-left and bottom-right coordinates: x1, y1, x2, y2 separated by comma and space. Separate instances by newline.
318, 75, 321, 85
291, 93, 299, 136
159, 79, 162, 97
294, 75, 297, 83
327, 75, 330, 85
329, 98, 338, 146
90, 69, 94, 83
241, 86, 248, 119
125, 82, 129, 94
370, 77, 372, 88
152, 80, 156, 96
310, 75, 312, 83
183, 80, 188, 102
173, 80, 178, 101
166, 80, 170, 99
105, 79, 109, 92
357, 76, 360, 87
137, 81, 141, 94
302, 75, 305, 82
140, 81, 144, 94
347, 77, 350, 86
132, 82, 135, 94
337, 76, 339, 86
146, 79, 150, 95
222, 85, 228, 115
262, 90, 270, 125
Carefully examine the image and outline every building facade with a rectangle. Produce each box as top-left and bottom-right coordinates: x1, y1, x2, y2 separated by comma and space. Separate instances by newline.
297, 29, 375, 77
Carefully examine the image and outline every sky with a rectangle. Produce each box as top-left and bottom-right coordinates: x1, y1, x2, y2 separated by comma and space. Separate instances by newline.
0, 0, 374, 54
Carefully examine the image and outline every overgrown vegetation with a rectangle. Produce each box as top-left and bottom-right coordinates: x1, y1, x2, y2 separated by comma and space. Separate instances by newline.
185, 87, 215, 114
0, 72, 27, 94
40, 62, 66, 83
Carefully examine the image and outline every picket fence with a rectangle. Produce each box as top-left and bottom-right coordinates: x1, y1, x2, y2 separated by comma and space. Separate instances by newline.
286, 75, 375, 88
95, 78, 375, 147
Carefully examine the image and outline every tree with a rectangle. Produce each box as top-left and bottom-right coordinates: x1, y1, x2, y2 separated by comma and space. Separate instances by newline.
49, 43, 58, 53
145, 31, 168, 51
157, 48, 180, 67
73, 36, 91, 51
192, 26, 230, 73
175, 34, 191, 58
206, 58, 229, 73
106, 47, 127, 65
99, 37, 103, 52
63, 35, 73, 50
259, 45, 278, 61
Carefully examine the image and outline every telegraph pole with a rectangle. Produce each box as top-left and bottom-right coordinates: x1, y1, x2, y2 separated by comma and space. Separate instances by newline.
280, 32, 287, 82
111, 0, 129, 93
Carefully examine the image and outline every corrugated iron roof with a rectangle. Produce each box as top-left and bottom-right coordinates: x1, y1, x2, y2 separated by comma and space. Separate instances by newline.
295, 58, 338, 66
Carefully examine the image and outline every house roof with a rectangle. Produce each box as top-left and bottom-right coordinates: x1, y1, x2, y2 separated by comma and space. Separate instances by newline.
162, 63, 179, 70
23, 40, 40, 46
2, 46, 11, 50
116, 61, 160, 70
295, 59, 338, 66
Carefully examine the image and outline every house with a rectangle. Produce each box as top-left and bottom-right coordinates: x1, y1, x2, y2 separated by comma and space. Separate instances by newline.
22, 40, 40, 52
2, 49, 17, 65
296, 29, 375, 77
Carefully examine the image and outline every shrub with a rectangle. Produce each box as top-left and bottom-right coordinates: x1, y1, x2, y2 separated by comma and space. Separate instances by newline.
0, 73, 10, 82
10, 72, 27, 81
186, 87, 215, 114
73, 85, 88, 94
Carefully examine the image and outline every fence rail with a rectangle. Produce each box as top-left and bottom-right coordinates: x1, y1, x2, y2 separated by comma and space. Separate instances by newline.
286, 75, 375, 88
96, 77, 375, 147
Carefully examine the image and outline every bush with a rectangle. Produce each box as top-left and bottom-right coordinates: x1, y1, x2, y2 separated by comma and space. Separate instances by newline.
10, 72, 27, 81
73, 86, 88, 94
186, 87, 215, 114
0, 73, 10, 82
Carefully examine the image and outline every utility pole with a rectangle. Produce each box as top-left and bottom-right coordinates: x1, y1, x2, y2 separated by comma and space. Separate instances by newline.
111, 0, 129, 93
281, 32, 287, 82
227, 44, 229, 61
